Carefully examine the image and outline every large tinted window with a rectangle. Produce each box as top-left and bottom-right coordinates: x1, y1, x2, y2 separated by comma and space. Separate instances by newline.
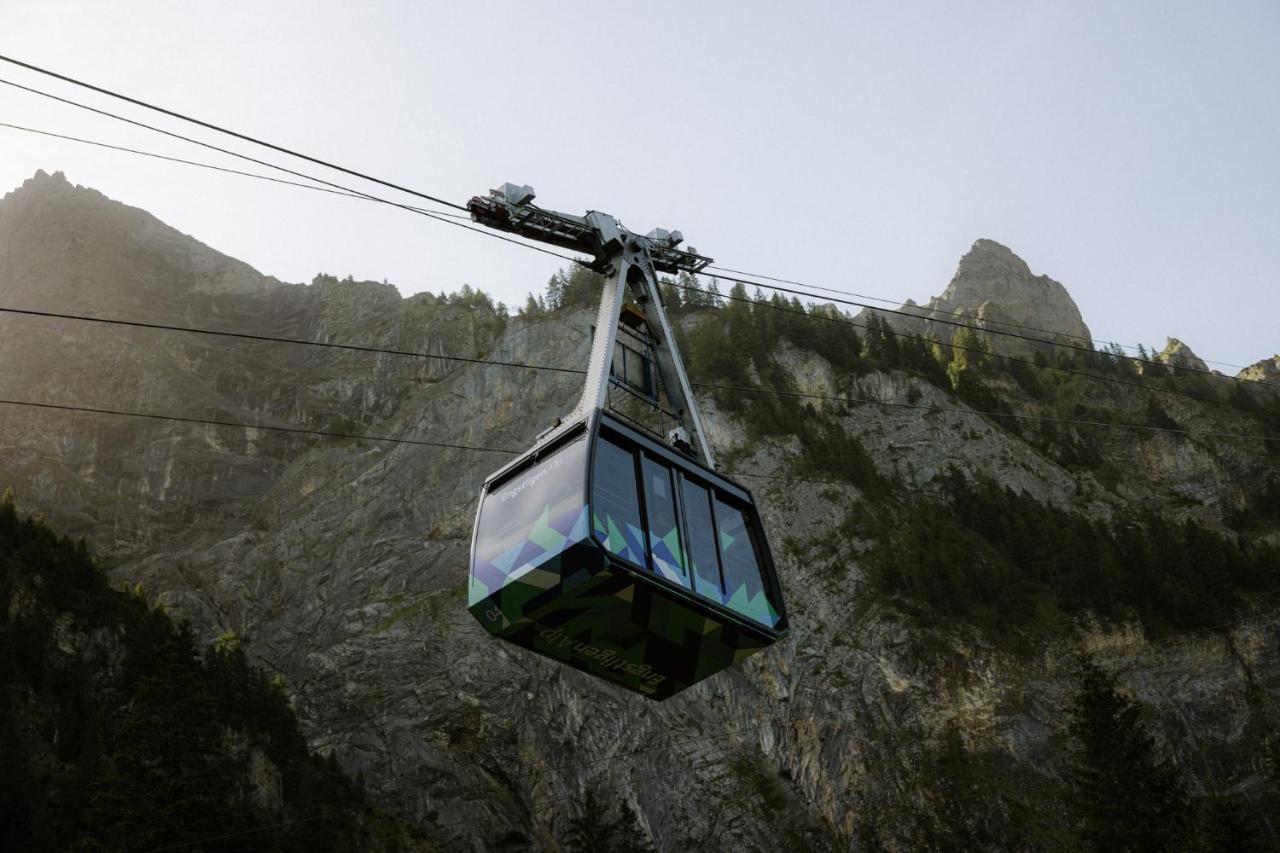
591, 436, 646, 567
714, 498, 781, 628
681, 477, 724, 602
473, 436, 588, 583
642, 456, 687, 586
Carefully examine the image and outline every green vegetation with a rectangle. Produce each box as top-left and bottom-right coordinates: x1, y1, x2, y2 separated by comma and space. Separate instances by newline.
862, 471, 1280, 640
901, 725, 1076, 851
0, 492, 412, 853
526, 265, 608, 314
1068, 656, 1265, 852
872, 660, 1271, 851
565, 787, 651, 853
1069, 656, 1187, 851
726, 754, 831, 851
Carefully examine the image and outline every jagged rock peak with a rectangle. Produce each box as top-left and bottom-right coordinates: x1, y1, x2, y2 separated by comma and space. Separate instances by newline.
942, 239, 1064, 308
1238, 354, 1280, 384
26, 168, 70, 187
4, 169, 74, 202
1157, 338, 1209, 373
868, 238, 1093, 356
953, 238, 1034, 279
0, 170, 272, 302
940, 239, 1091, 345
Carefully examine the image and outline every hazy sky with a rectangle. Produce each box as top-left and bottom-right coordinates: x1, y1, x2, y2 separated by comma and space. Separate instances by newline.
2, 1, 1276, 369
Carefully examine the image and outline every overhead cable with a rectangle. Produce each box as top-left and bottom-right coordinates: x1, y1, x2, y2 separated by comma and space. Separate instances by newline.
5, 305, 1279, 443
0, 397, 519, 454
667, 281, 1265, 415
0, 56, 1258, 380
701, 270, 1280, 391
693, 380, 1280, 443
0, 305, 583, 375
0, 119, 472, 218
0, 77, 583, 265
1, 87, 1257, 383
705, 264, 1251, 372
1, 280, 1255, 424
13, 115, 1252, 383
0, 53, 468, 212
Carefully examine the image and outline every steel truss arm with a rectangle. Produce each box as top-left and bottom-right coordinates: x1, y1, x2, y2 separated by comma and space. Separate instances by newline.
469, 182, 716, 469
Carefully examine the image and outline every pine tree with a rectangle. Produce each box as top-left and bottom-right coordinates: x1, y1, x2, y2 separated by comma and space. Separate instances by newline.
566, 788, 651, 853
76, 623, 241, 850
1069, 656, 1186, 852
947, 323, 991, 389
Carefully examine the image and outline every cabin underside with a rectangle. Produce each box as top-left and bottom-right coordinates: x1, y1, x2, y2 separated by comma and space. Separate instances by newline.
469, 543, 773, 700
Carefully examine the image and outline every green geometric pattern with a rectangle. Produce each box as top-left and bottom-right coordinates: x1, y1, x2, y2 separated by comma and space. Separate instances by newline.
469, 546, 773, 700
469, 424, 787, 700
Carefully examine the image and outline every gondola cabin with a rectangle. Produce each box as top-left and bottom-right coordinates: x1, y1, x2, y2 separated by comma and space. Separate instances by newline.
468, 412, 787, 700
465, 182, 788, 700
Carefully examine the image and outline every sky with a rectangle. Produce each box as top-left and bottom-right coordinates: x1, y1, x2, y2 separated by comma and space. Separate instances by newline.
1, 0, 1277, 369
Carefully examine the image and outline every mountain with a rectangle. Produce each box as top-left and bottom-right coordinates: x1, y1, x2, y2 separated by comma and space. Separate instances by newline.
862, 238, 1094, 357
2, 172, 1279, 851
1157, 337, 1211, 373
1240, 355, 1280, 385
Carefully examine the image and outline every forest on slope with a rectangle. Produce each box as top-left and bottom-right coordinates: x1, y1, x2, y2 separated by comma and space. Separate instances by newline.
0, 491, 426, 853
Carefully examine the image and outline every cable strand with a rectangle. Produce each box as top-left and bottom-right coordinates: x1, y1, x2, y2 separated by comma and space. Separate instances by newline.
0, 53, 468, 211
702, 270, 1280, 391
0, 77, 583, 265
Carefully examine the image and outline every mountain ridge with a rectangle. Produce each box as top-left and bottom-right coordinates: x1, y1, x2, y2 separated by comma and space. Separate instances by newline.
1, 172, 1278, 851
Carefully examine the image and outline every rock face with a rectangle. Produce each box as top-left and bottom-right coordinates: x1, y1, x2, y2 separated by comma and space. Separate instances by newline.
1157, 337, 1211, 373
1240, 355, 1280, 384
1, 174, 1278, 851
0, 170, 503, 558
867, 238, 1093, 356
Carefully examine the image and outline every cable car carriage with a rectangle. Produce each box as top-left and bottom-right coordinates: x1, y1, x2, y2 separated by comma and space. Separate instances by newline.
466, 184, 788, 700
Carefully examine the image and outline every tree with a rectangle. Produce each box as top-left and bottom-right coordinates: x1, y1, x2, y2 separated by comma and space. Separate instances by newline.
566, 787, 651, 853
76, 623, 241, 850
545, 266, 606, 310
946, 323, 991, 389
1069, 656, 1186, 852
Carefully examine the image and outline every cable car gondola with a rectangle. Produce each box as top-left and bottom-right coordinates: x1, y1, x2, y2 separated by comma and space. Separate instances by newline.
466, 184, 788, 700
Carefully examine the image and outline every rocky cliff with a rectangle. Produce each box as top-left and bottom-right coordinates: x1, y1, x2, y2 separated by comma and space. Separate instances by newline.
1, 173, 1279, 851
1158, 338, 1211, 374
864, 238, 1094, 358
1240, 355, 1280, 385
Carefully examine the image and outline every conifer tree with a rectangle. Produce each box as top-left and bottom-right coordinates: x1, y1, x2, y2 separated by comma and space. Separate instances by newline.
1069, 656, 1186, 852
567, 788, 651, 853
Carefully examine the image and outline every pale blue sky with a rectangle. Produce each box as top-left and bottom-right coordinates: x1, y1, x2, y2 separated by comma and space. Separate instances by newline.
2, 0, 1276, 368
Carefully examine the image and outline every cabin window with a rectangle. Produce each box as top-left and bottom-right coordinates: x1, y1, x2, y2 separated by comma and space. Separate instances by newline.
589, 424, 782, 630
591, 436, 646, 567
473, 435, 589, 581
715, 498, 781, 628
641, 456, 687, 586
680, 477, 724, 602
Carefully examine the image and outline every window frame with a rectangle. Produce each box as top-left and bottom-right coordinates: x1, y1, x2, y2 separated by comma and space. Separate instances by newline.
587, 413, 788, 635
640, 453, 690, 589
